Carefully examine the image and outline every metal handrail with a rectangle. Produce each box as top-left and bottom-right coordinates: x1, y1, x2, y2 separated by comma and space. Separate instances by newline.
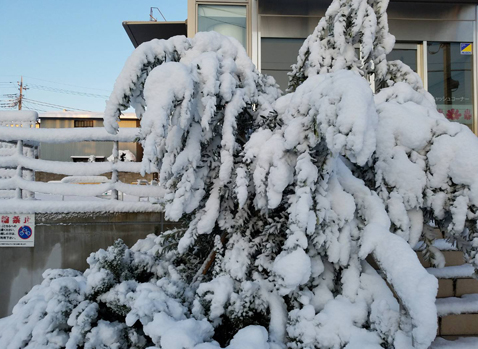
0, 126, 164, 212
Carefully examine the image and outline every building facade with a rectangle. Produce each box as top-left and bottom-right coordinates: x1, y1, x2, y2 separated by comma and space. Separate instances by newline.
182, 0, 478, 133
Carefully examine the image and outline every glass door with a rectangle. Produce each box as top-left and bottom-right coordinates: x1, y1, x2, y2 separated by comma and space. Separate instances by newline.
427, 42, 474, 130
386, 42, 474, 131
378, 42, 423, 91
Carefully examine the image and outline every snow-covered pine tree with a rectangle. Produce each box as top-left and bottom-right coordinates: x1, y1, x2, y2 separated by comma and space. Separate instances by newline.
3, 0, 478, 348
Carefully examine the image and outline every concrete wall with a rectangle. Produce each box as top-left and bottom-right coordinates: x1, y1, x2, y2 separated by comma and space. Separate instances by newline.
0, 212, 180, 318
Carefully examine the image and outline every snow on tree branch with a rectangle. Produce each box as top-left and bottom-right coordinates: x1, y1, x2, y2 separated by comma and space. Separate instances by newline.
4, 0, 478, 348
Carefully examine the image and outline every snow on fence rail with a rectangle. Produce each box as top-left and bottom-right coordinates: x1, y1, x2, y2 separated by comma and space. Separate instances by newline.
0, 126, 164, 213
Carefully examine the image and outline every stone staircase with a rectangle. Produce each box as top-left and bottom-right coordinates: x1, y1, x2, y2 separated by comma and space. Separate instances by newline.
415, 243, 478, 348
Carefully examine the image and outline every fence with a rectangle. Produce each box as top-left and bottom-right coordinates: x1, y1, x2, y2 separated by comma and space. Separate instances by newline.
0, 126, 165, 213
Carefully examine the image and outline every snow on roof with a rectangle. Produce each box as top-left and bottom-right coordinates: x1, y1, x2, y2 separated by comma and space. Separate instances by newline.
39, 111, 138, 120
0, 110, 39, 122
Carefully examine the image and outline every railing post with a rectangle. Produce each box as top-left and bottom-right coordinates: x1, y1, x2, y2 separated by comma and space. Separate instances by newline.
24, 146, 35, 199
111, 141, 119, 200
16, 140, 23, 200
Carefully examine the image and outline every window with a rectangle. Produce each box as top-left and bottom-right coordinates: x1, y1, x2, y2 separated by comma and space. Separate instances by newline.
428, 42, 474, 129
261, 38, 305, 89
198, 5, 247, 48
74, 120, 94, 127
387, 45, 418, 72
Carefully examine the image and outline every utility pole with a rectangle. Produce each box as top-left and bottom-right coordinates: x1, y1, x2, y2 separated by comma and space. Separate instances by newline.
0, 76, 29, 110
18, 76, 24, 110
17, 76, 28, 110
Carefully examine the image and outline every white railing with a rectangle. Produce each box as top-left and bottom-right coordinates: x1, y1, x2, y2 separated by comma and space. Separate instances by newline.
0, 126, 165, 213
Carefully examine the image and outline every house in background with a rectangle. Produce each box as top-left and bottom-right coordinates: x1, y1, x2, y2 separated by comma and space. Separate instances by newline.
0, 110, 39, 128
38, 111, 141, 163
36, 111, 148, 183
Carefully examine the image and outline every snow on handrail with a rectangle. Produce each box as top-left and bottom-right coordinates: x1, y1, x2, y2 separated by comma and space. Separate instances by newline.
0, 177, 166, 198
0, 126, 140, 143
0, 127, 168, 213
0, 154, 144, 176
0, 199, 163, 214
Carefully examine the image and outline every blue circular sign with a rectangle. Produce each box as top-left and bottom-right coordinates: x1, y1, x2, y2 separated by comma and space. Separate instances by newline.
18, 226, 32, 240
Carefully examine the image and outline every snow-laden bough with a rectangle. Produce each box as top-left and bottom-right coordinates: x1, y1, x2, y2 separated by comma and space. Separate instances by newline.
3, 1, 478, 349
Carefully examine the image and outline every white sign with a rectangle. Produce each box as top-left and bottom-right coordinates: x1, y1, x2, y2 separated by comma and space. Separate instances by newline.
0, 214, 35, 247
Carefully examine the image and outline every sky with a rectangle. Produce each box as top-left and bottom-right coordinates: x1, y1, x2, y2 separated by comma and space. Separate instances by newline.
0, 0, 187, 113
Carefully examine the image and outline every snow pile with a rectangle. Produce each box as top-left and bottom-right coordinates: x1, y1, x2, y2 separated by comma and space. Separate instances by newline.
4, 0, 478, 348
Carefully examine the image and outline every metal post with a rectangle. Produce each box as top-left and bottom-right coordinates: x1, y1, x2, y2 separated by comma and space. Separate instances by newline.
111, 141, 119, 200
422, 41, 428, 91
16, 140, 23, 199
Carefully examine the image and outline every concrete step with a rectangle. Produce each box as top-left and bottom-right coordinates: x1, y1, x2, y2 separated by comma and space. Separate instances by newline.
417, 250, 465, 268
432, 336, 478, 348
426, 265, 478, 298
439, 314, 478, 337
437, 294, 478, 317
456, 279, 478, 297
437, 295, 478, 336
435, 278, 478, 298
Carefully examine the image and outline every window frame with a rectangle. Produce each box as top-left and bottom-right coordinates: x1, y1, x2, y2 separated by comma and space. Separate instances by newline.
196, 1, 250, 55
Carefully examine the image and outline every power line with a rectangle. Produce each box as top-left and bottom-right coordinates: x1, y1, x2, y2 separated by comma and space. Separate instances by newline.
22, 103, 48, 113
0, 75, 112, 93
27, 84, 109, 99
1, 77, 102, 112
24, 99, 90, 112
23, 98, 92, 112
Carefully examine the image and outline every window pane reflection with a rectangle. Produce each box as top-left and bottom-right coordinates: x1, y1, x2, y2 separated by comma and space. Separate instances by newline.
428, 42, 473, 128
387, 49, 417, 72
198, 5, 247, 48
261, 38, 304, 89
